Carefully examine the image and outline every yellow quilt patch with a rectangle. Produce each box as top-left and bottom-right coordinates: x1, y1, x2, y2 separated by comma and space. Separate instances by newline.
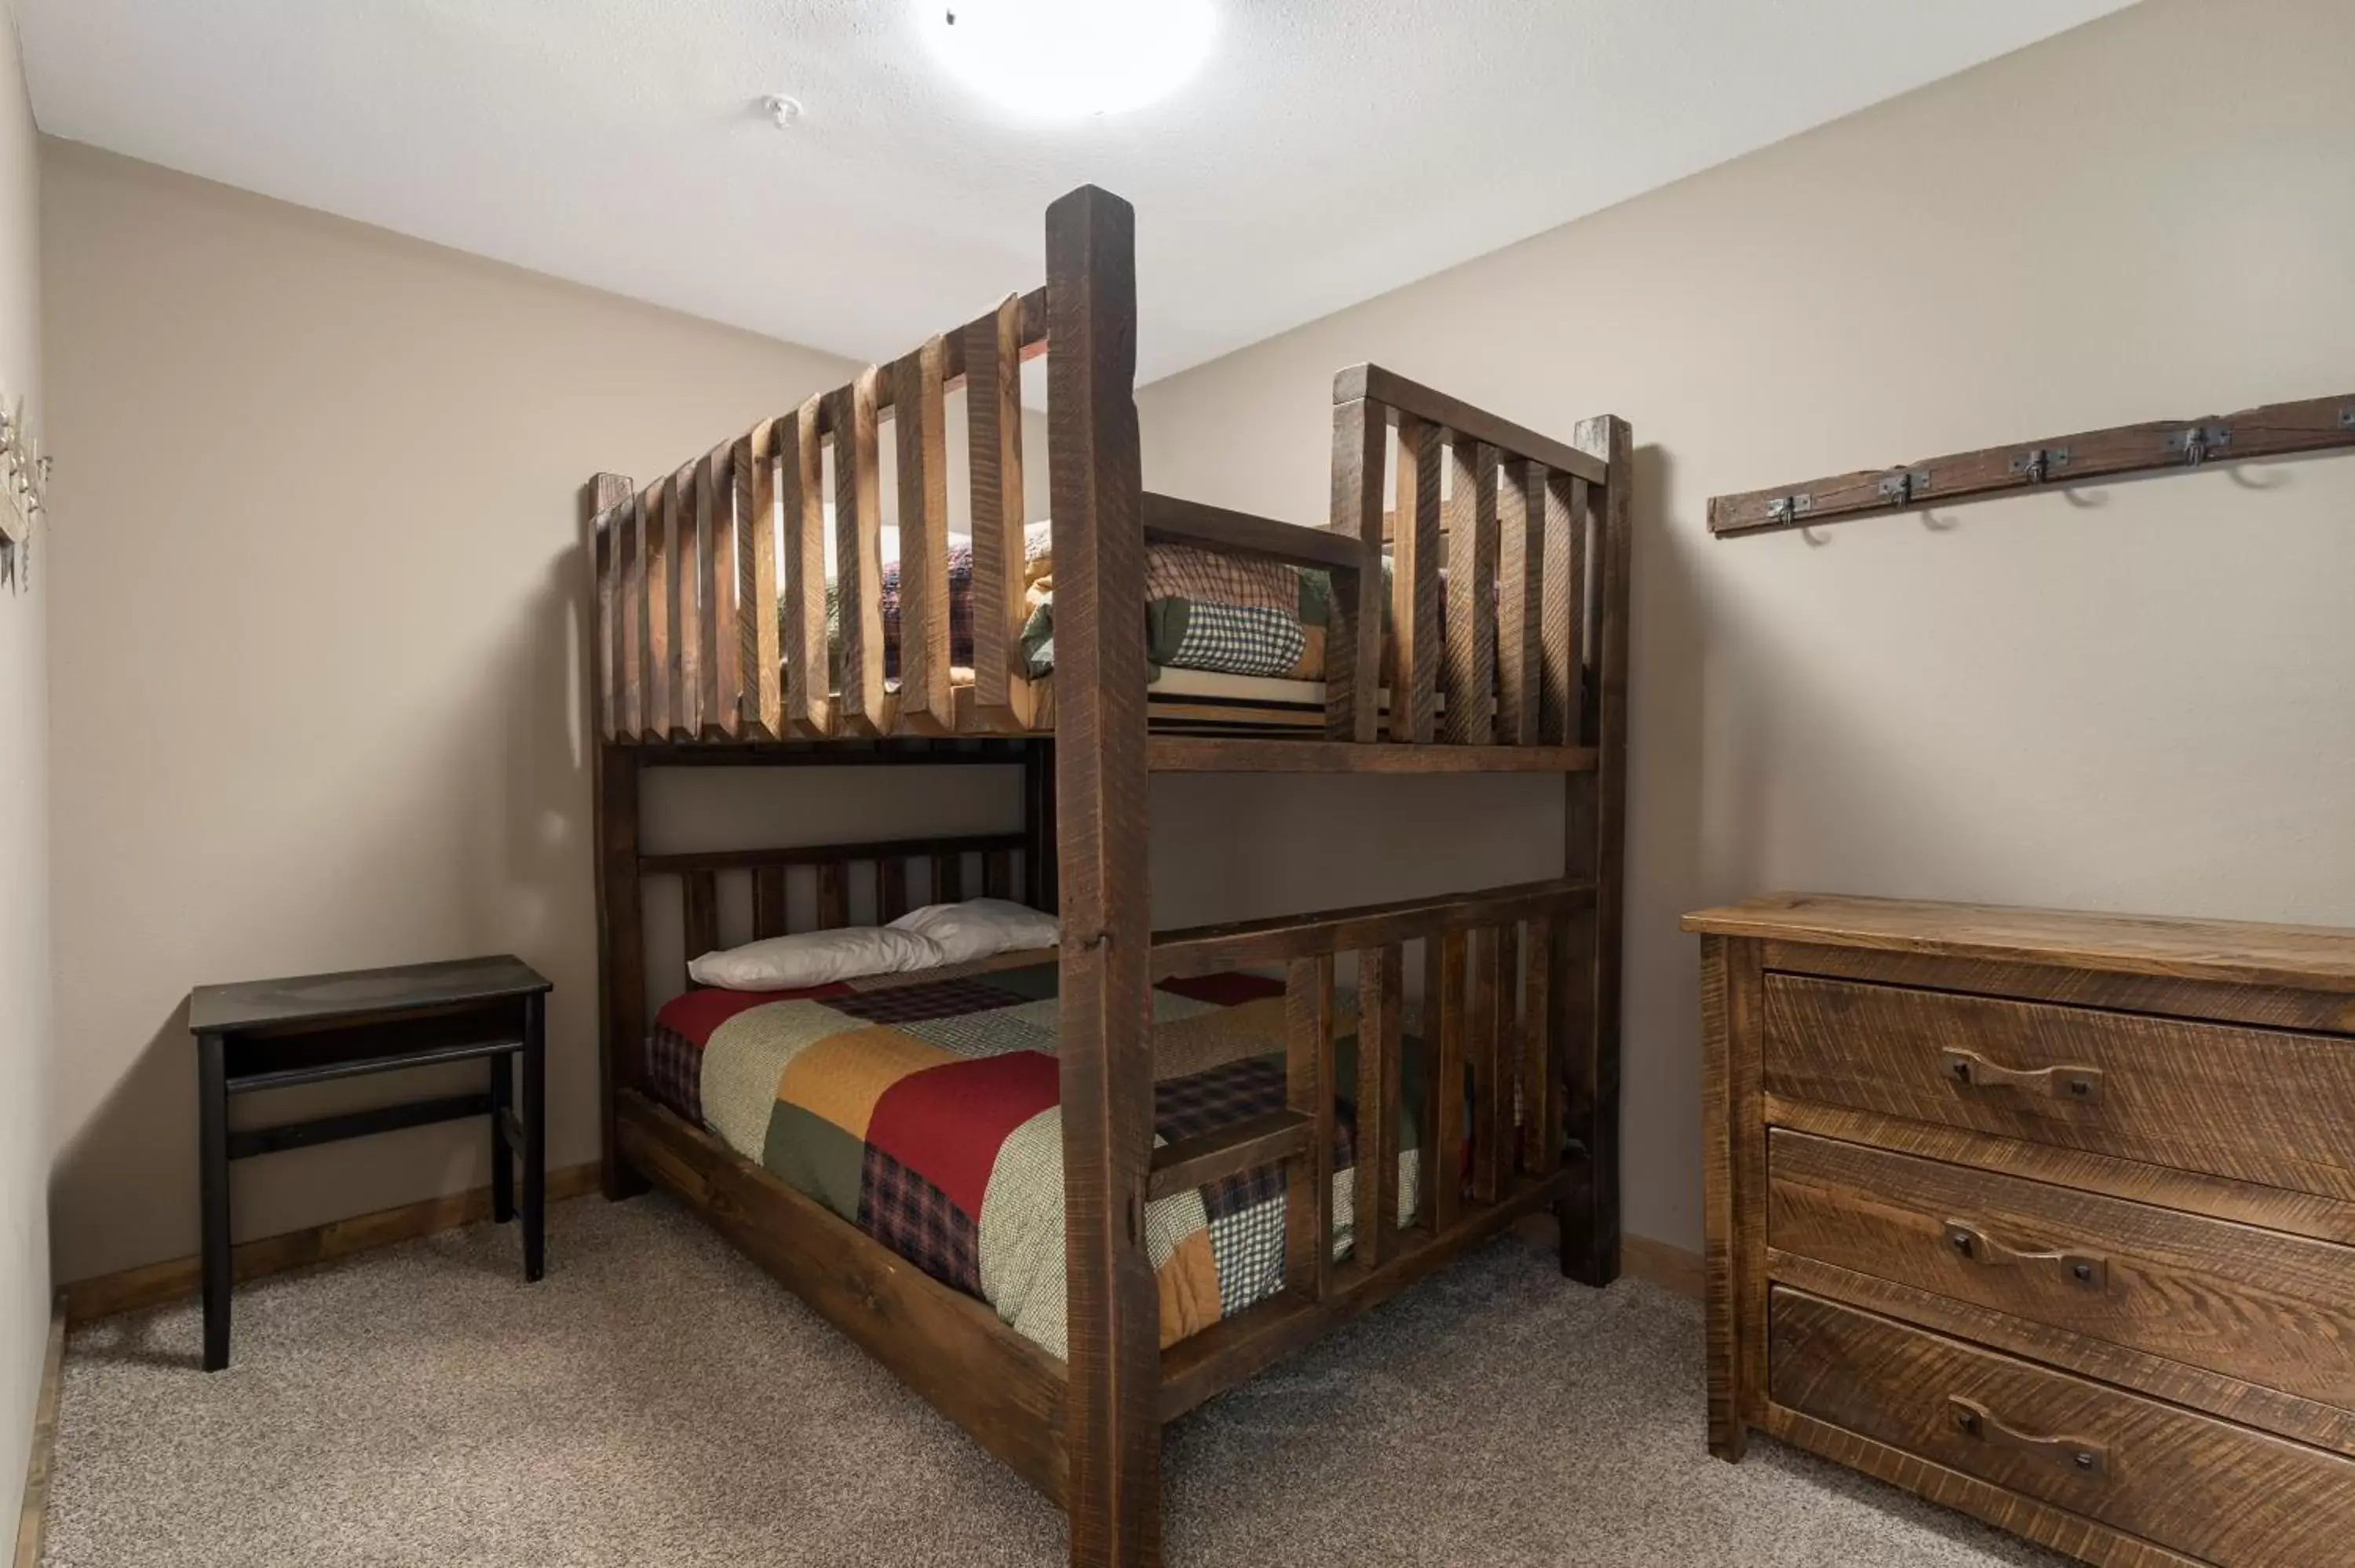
776, 1025, 958, 1140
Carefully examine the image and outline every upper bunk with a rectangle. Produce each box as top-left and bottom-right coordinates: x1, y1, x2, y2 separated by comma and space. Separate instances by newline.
585, 189, 1629, 779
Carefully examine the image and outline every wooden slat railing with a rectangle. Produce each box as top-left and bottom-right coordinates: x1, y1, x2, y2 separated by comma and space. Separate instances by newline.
586, 340, 1617, 768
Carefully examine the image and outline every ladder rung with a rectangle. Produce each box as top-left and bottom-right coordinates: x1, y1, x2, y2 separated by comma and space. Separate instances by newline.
1149, 1109, 1313, 1201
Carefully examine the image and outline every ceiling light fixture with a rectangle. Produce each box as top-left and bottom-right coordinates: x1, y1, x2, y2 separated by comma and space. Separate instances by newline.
917, 0, 1216, 119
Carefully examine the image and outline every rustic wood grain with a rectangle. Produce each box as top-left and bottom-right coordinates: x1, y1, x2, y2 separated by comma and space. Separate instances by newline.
831, 367, 886, 736
1495, 458, 1539, 745
752, 866, 788, 940
1685, 892, 2355, 996
1560, 414, 1630, 1289
1144, 738, 1597, 774
1150, 877, 1592, 979
674, 458, 706, 739
1140, 492, 1361, 569
682, 870, 718, 966
782, 397, 834, 737
617, 485, 646, 741
1148, 1110, 1311, 1202
1764, 972, 2355, 1202
966, 294, 1028, 730
703, 442, 743, 738
1518, 917, 1556, 1178
643, 474, 674, 741
1771, 1289, 2355, 1566
1763, 1403, 2206, 1568
816, 862, 850, 932
1773, 1129, 2355, 1413
1045, 184, 1161, 1568
1443, 440, 1499, 746
1469, 924, 1509, 1204
1429, 929, 1466, 1234
1710, 388, 2355, 536
1536, 466, 1584, 746
1327, 397, 1386, 742
1334, 364, 1608, 486
594, 744, 648, 1198
736, 424, 783, 738
1353, 943, 1403, 1269
1283, 955, 1337, 1300
1390, 412, 1441, 744
1771, 1250, 2355, 1459
587, 475, 632, 743
1768, 1096, 2355, 1250
893, 336, 954, 735
619, 1091, 1069, 1505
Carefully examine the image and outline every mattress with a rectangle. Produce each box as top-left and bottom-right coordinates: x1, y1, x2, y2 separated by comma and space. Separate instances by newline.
645, 956, 1427, 1357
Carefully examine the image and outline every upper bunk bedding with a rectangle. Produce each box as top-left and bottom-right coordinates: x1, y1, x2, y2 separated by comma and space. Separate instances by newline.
646, 956, 1429, 1358
832, 520, 1461, 731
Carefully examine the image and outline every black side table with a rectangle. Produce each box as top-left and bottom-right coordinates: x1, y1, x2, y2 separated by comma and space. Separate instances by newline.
185, 955, 553, 1370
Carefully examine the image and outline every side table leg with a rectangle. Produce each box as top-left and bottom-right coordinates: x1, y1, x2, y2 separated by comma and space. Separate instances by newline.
488, 1048, 514, 1226
198, 1030, 232, 1371
522, 992, 546, 1282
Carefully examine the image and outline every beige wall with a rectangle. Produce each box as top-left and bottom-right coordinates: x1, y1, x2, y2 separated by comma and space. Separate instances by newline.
0, 1, 42, 1524
1137, 0, 2355, 1254
39, 144, 1056, 1283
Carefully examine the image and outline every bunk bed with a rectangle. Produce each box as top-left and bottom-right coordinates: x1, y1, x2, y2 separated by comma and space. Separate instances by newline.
582, 185, 1630, 1568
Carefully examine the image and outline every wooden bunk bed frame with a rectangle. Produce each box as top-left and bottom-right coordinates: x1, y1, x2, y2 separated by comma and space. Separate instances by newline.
583, 186, 1631, 1568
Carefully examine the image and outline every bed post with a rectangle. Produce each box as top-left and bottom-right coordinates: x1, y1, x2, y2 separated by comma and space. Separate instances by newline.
1046, 186, 1159, 1568
587, 472, 651, 1202
1559, 416, 1630, 1285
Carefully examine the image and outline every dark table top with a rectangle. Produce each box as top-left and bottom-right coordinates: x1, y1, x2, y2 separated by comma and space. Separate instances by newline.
188, 955, 552, 1034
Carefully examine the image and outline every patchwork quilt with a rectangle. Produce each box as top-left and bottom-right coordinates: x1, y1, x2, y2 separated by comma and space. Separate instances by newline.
829, 521, 1332, 687
646, 959, 1424, 1358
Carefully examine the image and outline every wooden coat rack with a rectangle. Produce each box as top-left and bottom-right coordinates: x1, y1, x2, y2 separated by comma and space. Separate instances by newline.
1708, 390, 2355, 538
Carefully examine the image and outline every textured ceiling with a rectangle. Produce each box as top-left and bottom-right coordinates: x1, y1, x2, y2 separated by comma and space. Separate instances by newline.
19, 0, 2134, 383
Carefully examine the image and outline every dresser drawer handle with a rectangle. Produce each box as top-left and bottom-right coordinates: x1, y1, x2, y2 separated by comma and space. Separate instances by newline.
1942, 1220, 2109, 1290
1948, 1396, 2110, 1479
1940, 1048, 2104, 1105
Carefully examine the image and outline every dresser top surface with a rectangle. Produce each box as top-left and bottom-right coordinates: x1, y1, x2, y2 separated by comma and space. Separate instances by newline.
1681, 892, 2355, 994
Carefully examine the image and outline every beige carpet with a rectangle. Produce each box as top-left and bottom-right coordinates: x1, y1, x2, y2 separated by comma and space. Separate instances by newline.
46, 1193, 2064, 1567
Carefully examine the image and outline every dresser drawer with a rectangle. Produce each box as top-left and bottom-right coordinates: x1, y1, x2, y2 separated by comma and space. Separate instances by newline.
1770, 1289, 2355, 1566
1769, 1130, 2355, 1413
1763, 972, 2355, 1202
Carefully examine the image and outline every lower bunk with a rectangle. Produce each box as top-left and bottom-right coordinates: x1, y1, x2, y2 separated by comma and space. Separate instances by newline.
604, 875, 1598, 1515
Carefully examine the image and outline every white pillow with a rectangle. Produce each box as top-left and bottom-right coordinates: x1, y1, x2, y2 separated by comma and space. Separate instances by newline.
887, 899, 1060, 966
687, 925, 944, 992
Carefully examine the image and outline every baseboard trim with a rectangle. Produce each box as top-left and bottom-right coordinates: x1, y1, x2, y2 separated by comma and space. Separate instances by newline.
1619, 1234, 1706, 1300
13, 1293, 64, 1568
62, 1162, 601, 1326
1504, 1214, 1704, 1300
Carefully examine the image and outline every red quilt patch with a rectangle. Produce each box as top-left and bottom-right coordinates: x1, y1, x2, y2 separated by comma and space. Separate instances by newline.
1156, 972, 1285, 1007
863, 1050, 1061, 1216
655, 983, 851, 1049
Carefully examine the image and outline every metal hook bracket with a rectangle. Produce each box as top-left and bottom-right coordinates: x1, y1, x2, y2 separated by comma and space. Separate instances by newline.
2163, 422, 2233, 465
1877, 467, 1932, 506
1765, 492, 1813, 526
2010, 446, 2072, 483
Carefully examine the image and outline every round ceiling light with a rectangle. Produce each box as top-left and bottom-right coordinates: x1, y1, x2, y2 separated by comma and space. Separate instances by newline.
917, 0, 1217, 119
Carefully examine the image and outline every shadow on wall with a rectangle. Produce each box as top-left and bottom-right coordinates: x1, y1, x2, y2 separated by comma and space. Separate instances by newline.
49, 545, 601, 1287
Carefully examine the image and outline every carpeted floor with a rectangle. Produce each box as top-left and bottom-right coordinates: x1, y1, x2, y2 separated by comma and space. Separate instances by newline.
46, 1193, 2065, 1567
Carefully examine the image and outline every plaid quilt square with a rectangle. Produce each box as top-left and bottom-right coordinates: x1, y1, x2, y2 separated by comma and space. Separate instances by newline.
827, 975, 1033, 1026
859, 1144, 982, 1296
1166, 603, 1307, 677
644, 1024, 704, 1126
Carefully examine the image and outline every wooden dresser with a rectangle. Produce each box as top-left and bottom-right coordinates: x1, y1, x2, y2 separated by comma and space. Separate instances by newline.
1682, 894, 2355, 1568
